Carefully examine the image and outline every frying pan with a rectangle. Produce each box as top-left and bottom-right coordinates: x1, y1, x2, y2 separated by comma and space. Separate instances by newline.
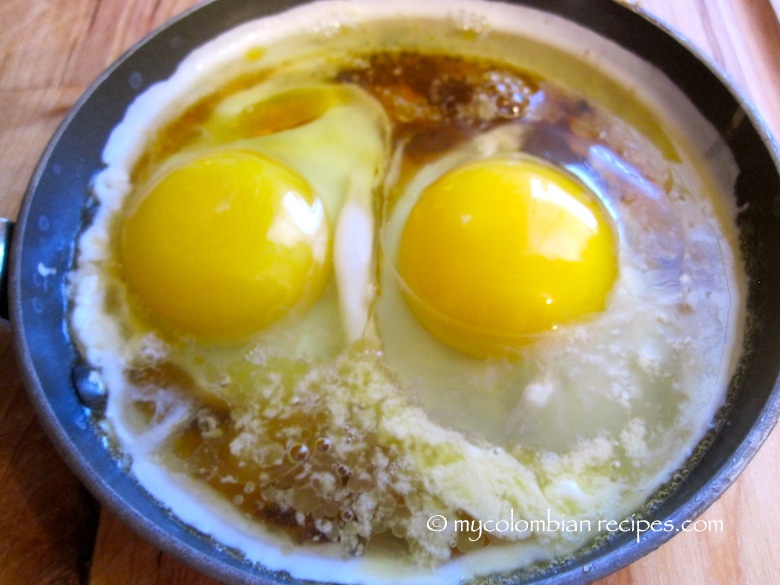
1, 0, 779, 583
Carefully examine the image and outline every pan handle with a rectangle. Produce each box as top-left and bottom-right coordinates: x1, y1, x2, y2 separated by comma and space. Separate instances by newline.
0, 218, 14, 322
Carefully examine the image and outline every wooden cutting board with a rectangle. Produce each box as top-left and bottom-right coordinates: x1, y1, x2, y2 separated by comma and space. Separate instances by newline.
0, 1, 778, 584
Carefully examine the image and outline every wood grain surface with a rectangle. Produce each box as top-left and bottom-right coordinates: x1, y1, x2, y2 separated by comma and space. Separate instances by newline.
0, 1, 778, 584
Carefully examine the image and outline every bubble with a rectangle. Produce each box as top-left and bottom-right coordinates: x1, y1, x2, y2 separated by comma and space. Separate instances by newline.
72, 364, 107, 411
288, 443, 310, 462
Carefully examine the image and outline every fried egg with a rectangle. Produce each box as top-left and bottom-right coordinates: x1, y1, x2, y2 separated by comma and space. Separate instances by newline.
67, 2, 746, 584
377, 119, 738, 457
74, 80, 391, 430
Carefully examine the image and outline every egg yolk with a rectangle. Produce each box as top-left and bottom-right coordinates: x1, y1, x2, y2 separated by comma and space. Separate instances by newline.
121, 150, 330, 341
396, 157, 617, 358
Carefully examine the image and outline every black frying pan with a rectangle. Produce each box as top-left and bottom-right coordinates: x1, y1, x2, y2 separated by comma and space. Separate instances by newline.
2, 1, 780, 583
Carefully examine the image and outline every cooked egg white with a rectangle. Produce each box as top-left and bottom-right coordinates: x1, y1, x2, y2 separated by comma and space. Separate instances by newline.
68, 2, 746, 584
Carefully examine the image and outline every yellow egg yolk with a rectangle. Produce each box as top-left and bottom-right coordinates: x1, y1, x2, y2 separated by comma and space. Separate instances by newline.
396, 157, 618, 359
121, 150, 330, 341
